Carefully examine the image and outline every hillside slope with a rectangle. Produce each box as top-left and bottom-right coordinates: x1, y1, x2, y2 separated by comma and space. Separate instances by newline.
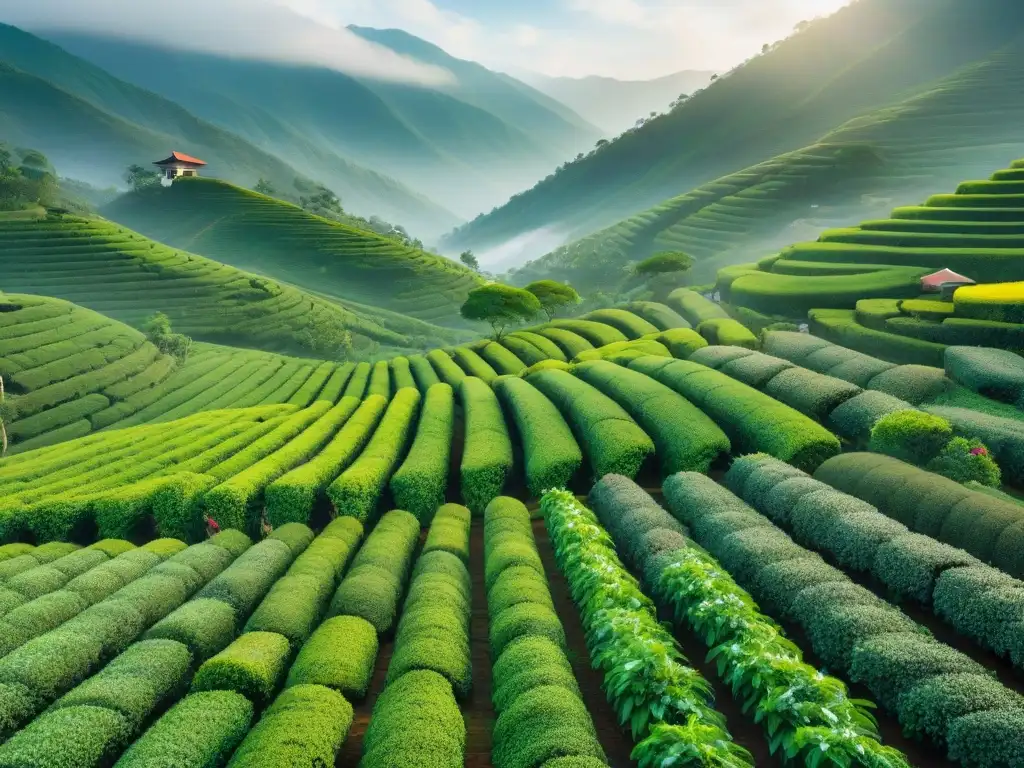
41, 29, 593, 220
0, 23, 457, 236
101, 178, 483, 326
513, 35, 1024, 291
0, 294, 358, 452
443, 0, 1024, 256
0, 210, 466, 357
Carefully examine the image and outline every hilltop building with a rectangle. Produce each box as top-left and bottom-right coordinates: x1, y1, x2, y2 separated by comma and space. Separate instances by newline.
154, 152, 206, 183
921, 268, 975, 300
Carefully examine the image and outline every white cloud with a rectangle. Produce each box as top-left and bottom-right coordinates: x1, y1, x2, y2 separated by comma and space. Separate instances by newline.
1, 0, 454, 84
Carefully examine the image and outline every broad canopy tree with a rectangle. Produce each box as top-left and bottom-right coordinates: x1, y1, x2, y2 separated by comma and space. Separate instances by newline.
525, 280, 580, 321
634, 251, 695, 300
460, 284, 541, 339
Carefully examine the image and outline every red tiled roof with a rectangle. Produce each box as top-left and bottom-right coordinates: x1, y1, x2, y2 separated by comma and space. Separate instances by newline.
921, 268, 975, 287
154, 151, 206, 166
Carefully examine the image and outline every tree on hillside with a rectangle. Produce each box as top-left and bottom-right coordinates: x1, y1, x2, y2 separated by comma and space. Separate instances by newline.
460, 250, 480, 271
298, 183, 343, 218
525, 280, 581, 321
1, 151, 58, 211
460, 284, 541, 340
634, 251, 695, 300
143, 312, 192, 362
125, 164, 161, 192
254, 178, 276, 196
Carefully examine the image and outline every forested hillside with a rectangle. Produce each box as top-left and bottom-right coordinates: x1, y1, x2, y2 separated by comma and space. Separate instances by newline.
513, 35, 1024, 291
43, 28, 599, 221
0, 23, 458, 236
444, 0, 1024, 256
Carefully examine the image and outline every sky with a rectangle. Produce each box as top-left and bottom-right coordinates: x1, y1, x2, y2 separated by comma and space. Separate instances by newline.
2, 0, 851, 81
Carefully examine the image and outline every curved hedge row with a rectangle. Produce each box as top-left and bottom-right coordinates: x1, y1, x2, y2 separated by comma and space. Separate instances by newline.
628, 357, 840, 471
944, 346, 1024, 405
389, 357, 417, 392
511, 331, 571, 362
390, 383, 455, 524
662, 471, 1024, 767
814, 453, 1024, 579
264, 396, 387, 526
622, 301, 691, 331
493, 375, 581, 496
328, 509, 419, 635
695, 317, 758, 348
328, 389, 421, 523
479, 342, 526, 376
588, 475, 908, 767
580, 309, 659, 339
427, 350, 466, 388
497, 335, 548, 366
527, 369, 654, 480
533, 327, 594, 359
667, 288, 730, 325
571, 360, 729, 475
483, 497, 604, 768
452, 347, 498, 383
541, 489, 749, 764
407, 354, 441, 392
342, 362, 371, 400
459, 377, 514, 514
546, 319, 627, 347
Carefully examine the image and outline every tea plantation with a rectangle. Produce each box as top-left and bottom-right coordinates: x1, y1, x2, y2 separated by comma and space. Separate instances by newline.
3, 152, 1024, 768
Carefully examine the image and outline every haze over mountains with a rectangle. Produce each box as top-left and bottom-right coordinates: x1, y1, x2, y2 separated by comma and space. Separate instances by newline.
515, 69, 717, 135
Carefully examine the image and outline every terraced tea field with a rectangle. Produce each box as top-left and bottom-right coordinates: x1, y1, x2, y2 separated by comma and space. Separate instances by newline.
0, 212, 466, 357
3, 291, 1024, 766
102, 178, 483, 326
518, 43, 1024, 293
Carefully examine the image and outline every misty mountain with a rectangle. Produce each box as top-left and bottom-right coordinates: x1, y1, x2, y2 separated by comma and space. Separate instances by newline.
442, 0, 1024, 260
44, 28, 600, 221
516, 69, 716, 135
0, 23, 459, 236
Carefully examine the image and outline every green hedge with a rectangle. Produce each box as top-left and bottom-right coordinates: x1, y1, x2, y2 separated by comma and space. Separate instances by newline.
661, 470, 1024, 760
195, 537, 298, 627
480, 342, 527, 376
427, 350, 466, 388
423, 504, 472, 564
718, 352, 795, 389
408, 354, 441, 392
327, 388, 421, 523
114, 690, 252, 768
498, 336, 548, 366
572, 360, 729, 475
225, 684, 353, 768
452, 346, 498, 383
581, 309, 659, 338
191, 631, 291, 707
527, 368, 654, 480
629, 356, 840, 472
827, 390, 914, 446
389, 357, 417, 392
641, 328, 707, 359
696, 318, 758, 349
763, 367, 862, 422
285, 615, 378, 698
493, 376, 581, 496
810, 309, 946, 368
316, 362, 354, 403
546, 319, 627, 347
328, 509, 419, 634
459, 377, 514, 514
342, 362, 371, 400
360, 670, 465, 768
866, 365, 949, 405
387, 546, 471, 698
288, 362, 336, 407
265, 396, 386, 526
534, 328, 594, 359
814, 453, 1024, 577
687, 345, 755, 369
390, 384, 455, 524
944, 346, 1024, 405
925, 406, 1024, 486
0, 704, 132, 768
623, 301, 691, 331
366, 361, 391, 399
667, 288, 729, 325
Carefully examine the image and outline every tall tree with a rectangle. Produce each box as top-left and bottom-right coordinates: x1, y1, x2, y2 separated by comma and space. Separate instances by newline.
525, 280, 581, 321
460, 284, 541, 340
125, 164, 161, 192
460, 250, 480, 271
634, 251, 695, 300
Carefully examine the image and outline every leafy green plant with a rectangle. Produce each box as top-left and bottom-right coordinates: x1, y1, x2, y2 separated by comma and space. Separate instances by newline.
541, 489, 742, 758
632, 721, 753, 768
927, 437, 1002, 487
460, 284, 541, 340
868, 410, 953, 466
525, 280, 581, 321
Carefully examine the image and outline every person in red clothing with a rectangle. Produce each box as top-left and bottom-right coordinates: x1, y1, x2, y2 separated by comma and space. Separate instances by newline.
204, 514, 220, 538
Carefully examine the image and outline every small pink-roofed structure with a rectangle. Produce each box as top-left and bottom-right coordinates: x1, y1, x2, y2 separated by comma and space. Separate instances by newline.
921, 268, 975, 298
